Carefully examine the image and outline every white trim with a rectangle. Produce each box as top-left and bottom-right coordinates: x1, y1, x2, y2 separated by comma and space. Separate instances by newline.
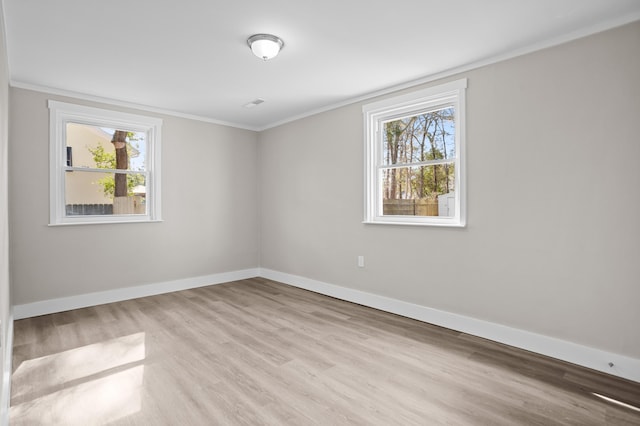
11, 81, 261, 132
9, 16, 640, 133
363, 79, 466, 227
361, 79, 467, 113
13, 269, 260, 320
0, 311, 12, 426
48, 219, 163, 227
10, 267, 640, 383
48, 100, 164, 128
259, 268, 640, 383
259, 14, 640, 131
48, 100, 163, 225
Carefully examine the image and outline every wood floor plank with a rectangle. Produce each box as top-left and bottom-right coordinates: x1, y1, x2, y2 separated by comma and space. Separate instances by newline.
10, 278, 640, 425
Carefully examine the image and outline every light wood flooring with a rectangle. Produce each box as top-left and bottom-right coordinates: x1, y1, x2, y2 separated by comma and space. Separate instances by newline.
10, 278, 640, 425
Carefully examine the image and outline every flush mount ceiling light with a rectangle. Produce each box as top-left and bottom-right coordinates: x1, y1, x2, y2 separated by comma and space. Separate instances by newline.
247, 34, 284, 61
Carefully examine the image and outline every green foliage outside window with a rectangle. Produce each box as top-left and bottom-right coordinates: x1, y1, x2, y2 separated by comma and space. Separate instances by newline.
87, 138, 144, 198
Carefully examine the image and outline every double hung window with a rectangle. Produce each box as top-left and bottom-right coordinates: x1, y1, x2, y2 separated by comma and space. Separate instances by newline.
49, 101, 162, 225
363, 79, 466, 227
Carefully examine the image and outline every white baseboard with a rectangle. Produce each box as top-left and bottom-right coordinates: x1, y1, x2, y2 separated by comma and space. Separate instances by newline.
0, 310, 13, 426
10, 267, 640, 383
259, 268, 640, 383
13, 268, 260, 320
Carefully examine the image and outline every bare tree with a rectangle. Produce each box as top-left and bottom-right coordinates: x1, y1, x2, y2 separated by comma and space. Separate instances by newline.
111, 130, 129, 197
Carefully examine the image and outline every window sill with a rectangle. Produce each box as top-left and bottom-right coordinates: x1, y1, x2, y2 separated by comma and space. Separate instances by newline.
362, 219, 465, 228
49, 219, 164, 227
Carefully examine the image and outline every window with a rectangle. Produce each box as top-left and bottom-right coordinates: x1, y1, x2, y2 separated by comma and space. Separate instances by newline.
49, 101, 162, 225
363, 79, 466, 227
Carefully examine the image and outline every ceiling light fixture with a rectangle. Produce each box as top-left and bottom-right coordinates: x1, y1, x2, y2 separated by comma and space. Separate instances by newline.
247, 34, 284, 61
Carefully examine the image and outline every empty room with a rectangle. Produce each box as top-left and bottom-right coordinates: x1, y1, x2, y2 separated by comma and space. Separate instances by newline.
0, 1, 639, 425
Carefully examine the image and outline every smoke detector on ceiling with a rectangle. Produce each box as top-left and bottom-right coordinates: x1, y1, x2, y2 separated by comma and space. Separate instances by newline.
243, 98, 265, 108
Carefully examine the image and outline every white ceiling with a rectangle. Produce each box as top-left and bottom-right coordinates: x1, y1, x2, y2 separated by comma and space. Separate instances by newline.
3, 0, 640, 130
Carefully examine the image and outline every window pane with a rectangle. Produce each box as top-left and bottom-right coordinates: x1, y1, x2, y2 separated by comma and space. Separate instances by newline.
65, 171, 147, 216
381, 164, 455, 217
66, 123, 146, 171
382, 107, 455, 166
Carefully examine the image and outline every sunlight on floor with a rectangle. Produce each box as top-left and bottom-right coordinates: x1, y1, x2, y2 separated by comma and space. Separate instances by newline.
11, 333, 146, 425
11, 365, 144, 425
592, 392, 640, 413
12, 332, 145, 398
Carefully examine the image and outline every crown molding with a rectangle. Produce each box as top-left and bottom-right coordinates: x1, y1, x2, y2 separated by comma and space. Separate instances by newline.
9, 81, 261, 132
258, 13, 640, 131
8, 14, 640, 133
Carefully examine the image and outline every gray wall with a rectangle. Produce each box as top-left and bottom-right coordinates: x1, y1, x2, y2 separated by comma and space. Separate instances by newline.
259, 22, 640, 358
6, 20, 639, 363
9, 88, 260, 304
0, 6, 10, 420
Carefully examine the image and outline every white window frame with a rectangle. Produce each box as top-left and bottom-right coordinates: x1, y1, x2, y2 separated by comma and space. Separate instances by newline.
363, 79, 467, 227
49, 100, 162, 225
